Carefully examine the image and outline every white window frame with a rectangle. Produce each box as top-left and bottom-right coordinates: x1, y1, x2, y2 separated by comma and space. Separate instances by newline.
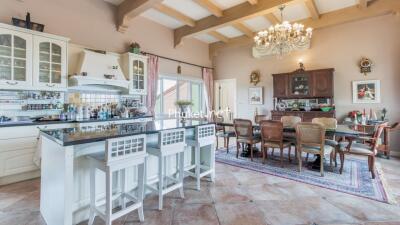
156, 74, 205, 118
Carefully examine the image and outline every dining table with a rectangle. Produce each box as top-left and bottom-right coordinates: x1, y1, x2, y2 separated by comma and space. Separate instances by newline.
216, 122, 371, 170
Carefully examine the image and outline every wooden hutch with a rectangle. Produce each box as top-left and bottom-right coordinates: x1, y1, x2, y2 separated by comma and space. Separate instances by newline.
271, 68, 335, 122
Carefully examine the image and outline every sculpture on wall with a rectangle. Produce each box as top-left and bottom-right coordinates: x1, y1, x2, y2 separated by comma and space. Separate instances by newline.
359, 57, 373, 76
250, 70, 260, 86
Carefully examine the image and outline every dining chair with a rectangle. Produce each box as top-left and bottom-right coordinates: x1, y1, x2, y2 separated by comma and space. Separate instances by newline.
296, 122, 333, 177
312, 117, 338, 167
233, 119, 261, 161
214, 115, 236, 152
377, 122, 399, 159
338, 122, 388, 179
260, 120, 292, 167
280, 116, 302, 158
255, 115, 269, 124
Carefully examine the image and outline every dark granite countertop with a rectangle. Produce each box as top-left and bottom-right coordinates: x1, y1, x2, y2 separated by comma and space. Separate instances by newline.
40, 119, 212, 146
0, 115, 153, 128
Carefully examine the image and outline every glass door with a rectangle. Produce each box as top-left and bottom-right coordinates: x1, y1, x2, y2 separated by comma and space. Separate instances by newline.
290, 74, 310, 96
131, 59, 145, 94
0, 29, 32, 87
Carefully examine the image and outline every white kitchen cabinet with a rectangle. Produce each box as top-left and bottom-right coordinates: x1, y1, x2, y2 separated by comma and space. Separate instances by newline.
33, 36, 68, 90
0, 27, 33, 89
121, 53, 148, 95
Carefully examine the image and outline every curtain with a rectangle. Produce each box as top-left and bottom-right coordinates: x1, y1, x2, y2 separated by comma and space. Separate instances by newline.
146, 55, 159, 116
202, 67, 214, 112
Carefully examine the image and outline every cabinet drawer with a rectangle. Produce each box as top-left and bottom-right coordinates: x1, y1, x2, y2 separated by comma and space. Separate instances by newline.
0, 148, 38, 177
0, 126, 39, 139
0, 137, 38, 153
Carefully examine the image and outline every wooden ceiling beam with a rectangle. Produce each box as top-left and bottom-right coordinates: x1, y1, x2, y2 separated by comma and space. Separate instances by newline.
247, 0, 258, 5
232, 22, 254, 38
208, 31, 230, 43
304, 0, 320, 20
153, 4, 196, 27
194, 0, 223, 17
210, 0, 400, 56
117, 0, 163, 32
265, 13, 281, 24
174, 0, 295, 47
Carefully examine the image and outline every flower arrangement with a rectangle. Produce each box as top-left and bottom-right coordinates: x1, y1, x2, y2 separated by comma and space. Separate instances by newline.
175, 100, 193, 107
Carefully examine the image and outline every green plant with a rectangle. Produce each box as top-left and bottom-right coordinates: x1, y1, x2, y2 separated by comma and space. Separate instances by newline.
175, 100, 193, 106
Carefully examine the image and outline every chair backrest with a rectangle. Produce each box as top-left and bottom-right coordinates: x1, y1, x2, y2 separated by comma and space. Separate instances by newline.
281, 116, 302, 128
195, 124, 216, 145
312, 117, 338, 129
233, 119, 253, 139
106, 134, 146, 164
255, 115, 269, 124
158, 128, 186, 150
213, 115, 225, 132
371, 122, 388, 151
260, 120, 283, 143
296, 122, 325, 148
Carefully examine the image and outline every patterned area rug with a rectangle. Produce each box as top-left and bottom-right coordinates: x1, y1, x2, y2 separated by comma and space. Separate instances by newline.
215, 145, 391, 203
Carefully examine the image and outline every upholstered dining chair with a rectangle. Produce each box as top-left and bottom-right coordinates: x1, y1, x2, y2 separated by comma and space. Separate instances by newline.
312, 117, 338, 167
296, 122, 333, 177
255, 115, 269, 124
338, 122, 388, 179
279, 116, 302, 158
233, 119, 261, 161
214, 115, 235, 153
260, 120, 292, 167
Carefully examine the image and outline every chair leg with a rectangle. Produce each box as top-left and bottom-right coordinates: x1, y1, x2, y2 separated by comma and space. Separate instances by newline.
271, 148, 274, 156
368, 156, 372, 171
210, 144, 216, 182
226, 137, 230, 153
262, 146, 266, 164
224, 137, 227, 148
370, 155, 376, 179
216, 136, 219, 150
138, 162, 145, 222
236, 142, 240, 158
330, 151, 333, 168
250, 144, 254, 161
179, 151, 185, 198
105, 168, 113, 225
339, 152, 345, 174
288, 145, 292, 162
195, 145, 201, 191
320, 154, 324, 177
294, 145, 297, 163
305, 153, 309, 162
158, 156, 164, 210
280, 147, 284, 168
298, 149, 302, 172
334, 149, 338, 167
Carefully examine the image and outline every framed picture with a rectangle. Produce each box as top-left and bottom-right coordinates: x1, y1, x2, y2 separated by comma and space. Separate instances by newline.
249, 87, 263, 105
352, 80, 380, 103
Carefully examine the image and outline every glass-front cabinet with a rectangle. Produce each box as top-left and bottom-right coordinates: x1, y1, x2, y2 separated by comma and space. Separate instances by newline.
0, 28, 32, 88
122, 53, 147, 95
33, 36, 67, 89
289, 73, 311, 97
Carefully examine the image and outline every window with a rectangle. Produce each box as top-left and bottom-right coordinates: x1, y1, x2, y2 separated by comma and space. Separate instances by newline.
155, 75, 204, 117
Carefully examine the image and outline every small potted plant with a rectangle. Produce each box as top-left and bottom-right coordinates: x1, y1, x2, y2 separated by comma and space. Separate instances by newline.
130, 42, 141, 54
381, 108, 387, 121
175, 100, 193, 123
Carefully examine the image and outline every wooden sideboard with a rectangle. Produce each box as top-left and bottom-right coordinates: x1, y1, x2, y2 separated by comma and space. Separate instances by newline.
271, 111, 336, 122
272, 68, 334, 98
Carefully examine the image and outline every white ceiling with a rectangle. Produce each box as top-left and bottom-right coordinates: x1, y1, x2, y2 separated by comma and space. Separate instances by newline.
104, 0, 360, 44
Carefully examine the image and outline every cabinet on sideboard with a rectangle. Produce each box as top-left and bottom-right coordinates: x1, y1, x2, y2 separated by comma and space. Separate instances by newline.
271, 111, 336, 122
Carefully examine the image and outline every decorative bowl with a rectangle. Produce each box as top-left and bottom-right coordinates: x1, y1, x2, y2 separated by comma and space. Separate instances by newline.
320, 107, 333, 112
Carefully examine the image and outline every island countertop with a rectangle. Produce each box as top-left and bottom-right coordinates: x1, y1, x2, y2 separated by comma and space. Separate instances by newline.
40, 119, 212, 146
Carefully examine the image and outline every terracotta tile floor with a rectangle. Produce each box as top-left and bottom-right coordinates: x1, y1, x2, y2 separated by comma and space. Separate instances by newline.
1, 156, 400, 225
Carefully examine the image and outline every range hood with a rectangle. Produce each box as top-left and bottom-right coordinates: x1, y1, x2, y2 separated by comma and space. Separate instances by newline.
68, 50, 129, 91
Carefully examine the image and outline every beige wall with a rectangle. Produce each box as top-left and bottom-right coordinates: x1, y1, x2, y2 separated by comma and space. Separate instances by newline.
0, 0, 211, 77
213, 15, 400, 153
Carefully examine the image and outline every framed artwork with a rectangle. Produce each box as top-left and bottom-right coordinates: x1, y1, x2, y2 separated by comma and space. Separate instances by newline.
249, 87, 263, 105
352, 80, 380, 103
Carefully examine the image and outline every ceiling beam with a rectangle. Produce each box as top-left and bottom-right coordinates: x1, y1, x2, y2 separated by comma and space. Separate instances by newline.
194, 0, 223, 17
208, 31, 230, 43
232, 22, 254, 38
265, 13, 281, 24
174, 0, 295, 47
117, 0, 163, 32
153, 4, 196, 27
359, 0, 368, 9
304, 0, 320, 20
247, 0, 258, 5
210, 0, 400, 56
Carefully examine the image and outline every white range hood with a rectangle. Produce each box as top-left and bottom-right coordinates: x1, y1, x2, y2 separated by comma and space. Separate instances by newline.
68, 50, 129, 91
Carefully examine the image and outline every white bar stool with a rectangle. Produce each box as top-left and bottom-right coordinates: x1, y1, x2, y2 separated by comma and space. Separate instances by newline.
87, 134, 147, 225
185, 124, 216, 190
146, 128, 186, 210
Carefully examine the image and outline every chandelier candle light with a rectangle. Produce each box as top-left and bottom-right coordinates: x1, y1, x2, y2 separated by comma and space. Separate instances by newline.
254, 5, 313, 57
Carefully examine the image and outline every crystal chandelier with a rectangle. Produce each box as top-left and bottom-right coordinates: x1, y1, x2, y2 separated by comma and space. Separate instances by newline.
254, 5, 313, 57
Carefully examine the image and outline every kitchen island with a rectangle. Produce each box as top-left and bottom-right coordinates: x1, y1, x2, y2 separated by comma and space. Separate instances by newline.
39, 119, 213, 225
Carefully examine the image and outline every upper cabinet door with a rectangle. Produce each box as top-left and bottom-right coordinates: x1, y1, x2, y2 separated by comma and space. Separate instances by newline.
33, 36, 67, 89
289, 73, 312, 97
273, 74, 288, 98
0, 28, 32, 88
128, 54, 147, 95
312, 69, 334, 97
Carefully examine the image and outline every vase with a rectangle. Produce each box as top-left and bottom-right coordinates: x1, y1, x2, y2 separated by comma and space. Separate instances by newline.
178, 105, 189, 123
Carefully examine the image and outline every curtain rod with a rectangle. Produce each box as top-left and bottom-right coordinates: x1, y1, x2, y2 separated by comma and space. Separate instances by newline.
141, 51, 213, 70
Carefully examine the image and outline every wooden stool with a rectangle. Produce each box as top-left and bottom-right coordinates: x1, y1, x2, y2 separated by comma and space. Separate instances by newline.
185, 124, 216, 190
87, 134, 147, 225
146, 128, 186, 210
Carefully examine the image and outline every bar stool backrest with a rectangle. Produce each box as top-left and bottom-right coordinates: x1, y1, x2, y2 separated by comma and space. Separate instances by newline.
106, 134, 146, 164
158, 128, 186, 150
195, 124, 216, 145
